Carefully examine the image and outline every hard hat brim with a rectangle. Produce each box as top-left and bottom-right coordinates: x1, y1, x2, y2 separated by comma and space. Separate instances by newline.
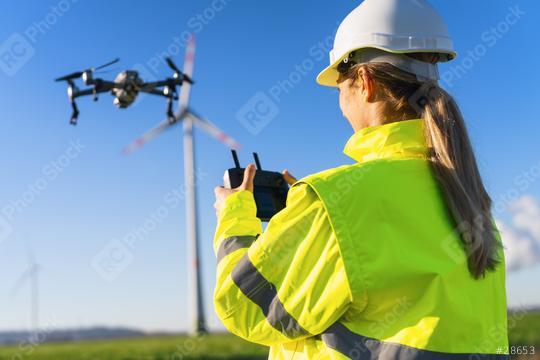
316, 51, 350, 87
316, 46, 457, 87
316, 63, 340, 87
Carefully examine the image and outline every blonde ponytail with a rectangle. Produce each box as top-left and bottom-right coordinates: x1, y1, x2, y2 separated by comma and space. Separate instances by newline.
418, 83, 500, 278
348, 61, 501, 278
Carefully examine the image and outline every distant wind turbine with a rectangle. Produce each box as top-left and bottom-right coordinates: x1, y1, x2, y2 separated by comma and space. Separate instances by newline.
11, 245, 42, 342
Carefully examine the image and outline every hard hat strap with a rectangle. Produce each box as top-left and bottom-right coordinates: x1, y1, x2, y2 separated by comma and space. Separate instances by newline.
346, 48, 440, 82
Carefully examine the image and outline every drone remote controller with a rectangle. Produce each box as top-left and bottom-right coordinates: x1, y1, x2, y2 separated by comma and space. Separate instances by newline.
223, 150, 289, 222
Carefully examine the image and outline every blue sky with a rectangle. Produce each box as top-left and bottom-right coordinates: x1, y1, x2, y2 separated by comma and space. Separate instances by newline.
0, 0, 539, 332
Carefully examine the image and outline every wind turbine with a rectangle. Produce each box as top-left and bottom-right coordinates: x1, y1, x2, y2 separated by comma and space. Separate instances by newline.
11, 245, 42, 342
123, 35, 240, 335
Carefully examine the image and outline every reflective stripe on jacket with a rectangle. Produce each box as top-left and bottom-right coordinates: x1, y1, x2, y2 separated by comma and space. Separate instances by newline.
213, 119, 509, 359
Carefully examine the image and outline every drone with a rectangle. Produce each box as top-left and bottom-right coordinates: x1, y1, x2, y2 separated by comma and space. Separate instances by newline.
54, 57, 193, 125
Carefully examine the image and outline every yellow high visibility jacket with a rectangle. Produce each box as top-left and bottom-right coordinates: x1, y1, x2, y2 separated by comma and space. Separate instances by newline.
213, 119, 509, 359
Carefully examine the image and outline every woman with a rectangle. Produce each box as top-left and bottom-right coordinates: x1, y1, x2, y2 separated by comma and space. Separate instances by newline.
213, 0, 508, 359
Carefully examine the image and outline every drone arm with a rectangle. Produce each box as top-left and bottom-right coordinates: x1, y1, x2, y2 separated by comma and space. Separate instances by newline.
71, 85, 113, 99
139, 80, 170, 89
71, 88, 96, 99
93, 79, 119, 92
138, 88, 169, 98
140, 75, 189, 91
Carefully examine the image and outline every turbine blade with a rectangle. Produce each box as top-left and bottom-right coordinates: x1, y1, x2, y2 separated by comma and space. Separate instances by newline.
187, 110, 240, 150
122, 110, 189, 155
122, 121, 171, 155
178, 34, 196, 110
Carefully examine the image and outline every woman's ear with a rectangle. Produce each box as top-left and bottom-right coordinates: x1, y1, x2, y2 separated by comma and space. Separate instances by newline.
359, 67, 376, 102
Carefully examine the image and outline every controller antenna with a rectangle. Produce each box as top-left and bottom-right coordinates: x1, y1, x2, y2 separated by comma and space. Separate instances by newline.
253, 152, 262, 170
231, 150, 241, 168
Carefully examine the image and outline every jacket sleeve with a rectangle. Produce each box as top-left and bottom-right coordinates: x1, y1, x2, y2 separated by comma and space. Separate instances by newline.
213, 183, 352, 346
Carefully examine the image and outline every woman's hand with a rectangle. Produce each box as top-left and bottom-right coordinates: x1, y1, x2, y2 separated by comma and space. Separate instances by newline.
213, 165, 298, 216
214, 164, 257, 215
282, 169, 297, 185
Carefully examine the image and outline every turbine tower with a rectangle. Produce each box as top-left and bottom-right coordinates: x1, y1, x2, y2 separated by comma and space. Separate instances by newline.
123, 35, 240, 334
11, 245, 41, 342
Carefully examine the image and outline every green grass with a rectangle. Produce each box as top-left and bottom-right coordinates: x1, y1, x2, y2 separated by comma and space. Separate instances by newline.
0, 311, 538, 360
509, 310, 540, 347
0, 333, 268, 360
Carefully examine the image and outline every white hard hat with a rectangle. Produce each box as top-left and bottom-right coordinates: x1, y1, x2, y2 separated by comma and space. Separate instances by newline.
317, 0, 457, 87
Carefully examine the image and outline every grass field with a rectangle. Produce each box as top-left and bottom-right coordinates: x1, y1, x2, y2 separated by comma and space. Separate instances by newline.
0, 333, 268, 360
0, 311, 538, 360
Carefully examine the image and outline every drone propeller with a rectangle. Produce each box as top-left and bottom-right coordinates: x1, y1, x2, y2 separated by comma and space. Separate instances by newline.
165, 57, 193, 84
94, 58, 120, 71
54, 58, 120, 82
55, 71, 83, 82
164, 57, 191, 122
92, 67, 119, 75
166, 57, 181, 74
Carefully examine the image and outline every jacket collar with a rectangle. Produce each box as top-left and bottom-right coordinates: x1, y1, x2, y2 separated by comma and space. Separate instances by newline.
343, 119, 428, 163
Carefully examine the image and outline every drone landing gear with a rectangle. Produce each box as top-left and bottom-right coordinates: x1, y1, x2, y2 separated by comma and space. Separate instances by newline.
166, 92, 175, 124
70, 100, 80, 126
